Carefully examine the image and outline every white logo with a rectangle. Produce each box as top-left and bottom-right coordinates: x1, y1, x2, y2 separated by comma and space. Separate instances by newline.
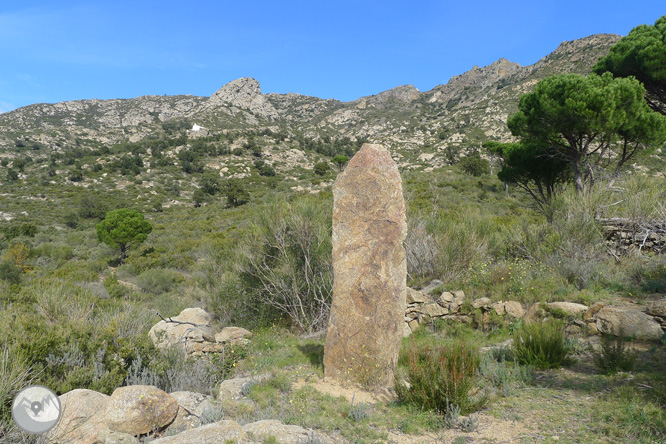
12, 385, 62, 434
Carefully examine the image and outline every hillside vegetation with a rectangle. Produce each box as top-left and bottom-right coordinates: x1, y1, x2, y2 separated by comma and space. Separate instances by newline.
1, 20, 666, 443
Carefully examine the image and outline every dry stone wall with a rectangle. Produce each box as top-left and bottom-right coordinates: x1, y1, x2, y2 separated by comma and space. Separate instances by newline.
600, 218, 666, 255
404, 285, 666, 341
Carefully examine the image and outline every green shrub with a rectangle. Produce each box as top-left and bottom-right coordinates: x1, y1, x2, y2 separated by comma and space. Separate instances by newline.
104, 273, 127, 298
395, 341, 486, 415
239, 196, 332, 333
0, 261, 21, 285
479, 349, 534, 396
593, 333, 637, 375
313, 161, 329, 176
511, 320, 573, 369
458, 156, 490, 176
136, 268, 180, 294
222, 178, 250, 207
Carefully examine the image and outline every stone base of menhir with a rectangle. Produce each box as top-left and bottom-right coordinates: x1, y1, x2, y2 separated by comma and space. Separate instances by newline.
323, 143, 407, 388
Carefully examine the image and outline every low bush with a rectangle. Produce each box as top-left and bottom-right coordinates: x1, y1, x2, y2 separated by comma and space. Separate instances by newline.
511, 320, 573, 369
395, 341, 486, 416
135, 268, 181, 295
479, 350, 534, 396
593, 334, 636, 375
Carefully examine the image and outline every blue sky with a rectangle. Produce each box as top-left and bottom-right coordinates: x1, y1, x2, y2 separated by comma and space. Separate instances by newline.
1, 1, 664, 113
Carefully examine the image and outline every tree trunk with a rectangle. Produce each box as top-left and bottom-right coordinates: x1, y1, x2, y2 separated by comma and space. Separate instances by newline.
119, 244, 127, 265
573, 160, 584, 194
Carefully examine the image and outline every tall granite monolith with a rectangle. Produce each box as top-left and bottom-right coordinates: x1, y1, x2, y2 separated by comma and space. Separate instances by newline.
323, 143, 407, 387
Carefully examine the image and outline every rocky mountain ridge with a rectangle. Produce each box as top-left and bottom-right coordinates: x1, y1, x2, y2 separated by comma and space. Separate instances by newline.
0, 34, 621, 159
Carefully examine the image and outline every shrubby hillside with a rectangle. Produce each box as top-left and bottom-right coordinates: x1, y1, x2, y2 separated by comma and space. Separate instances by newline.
1, 24, 666, 443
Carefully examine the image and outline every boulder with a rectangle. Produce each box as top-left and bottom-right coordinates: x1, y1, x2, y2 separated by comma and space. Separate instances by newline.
646, 298, 666, 317
406, 287, 427, 304
49, 389, 110, 444
165, 391, 211, 434
523, 303, 545, 323
504, 301, 524, 318
595, 306, 664, 340
95, 430, 141, 444
215, 327, 253, 343
105, 385, 178, 436
583, 302, 606, 322
439, 291, 454, 304
403, 322, 412, 338
149, 420, 246, 444
449, 290, 466, 313
324, 144, 407, 387
242, 419, 312, 444
472, 297, 491, 309
420, 279, 444, 295
149, 308, 215, 351
492, 302, 505, 316
219, 374, 270, 401
423, 302, 448, 318
547, 302, 588, 316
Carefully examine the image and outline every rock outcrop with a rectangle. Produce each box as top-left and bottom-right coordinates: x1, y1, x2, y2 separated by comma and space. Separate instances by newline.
204, 77, 279, 120
49, 389, 111, 444
595, 306, 664, 340
148, 308, 252, 355
324, 143, 407, 387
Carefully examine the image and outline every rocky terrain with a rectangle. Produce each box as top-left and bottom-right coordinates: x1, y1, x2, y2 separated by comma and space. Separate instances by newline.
0, 34, 621, 165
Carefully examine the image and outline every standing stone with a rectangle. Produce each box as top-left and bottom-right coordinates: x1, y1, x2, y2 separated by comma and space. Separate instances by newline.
323, 143, 407, 388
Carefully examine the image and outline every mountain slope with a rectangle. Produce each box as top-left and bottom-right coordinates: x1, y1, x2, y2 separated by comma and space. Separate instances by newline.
0, 33, 621, 164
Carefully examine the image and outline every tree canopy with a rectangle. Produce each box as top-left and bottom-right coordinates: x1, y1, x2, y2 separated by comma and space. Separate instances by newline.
594, 15, 666, 115
485, 141, 570, 221
507, 72, 666, 194
96, 209, 152, 264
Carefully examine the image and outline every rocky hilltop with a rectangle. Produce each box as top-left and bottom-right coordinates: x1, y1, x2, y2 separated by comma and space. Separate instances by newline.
0, 33, 621, 161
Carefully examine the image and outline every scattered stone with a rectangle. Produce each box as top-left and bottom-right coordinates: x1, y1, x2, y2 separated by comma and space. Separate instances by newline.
408, 319, 419, 332
420, 279, 444, 295
587, 322, 599, 335
583, 302, 606, 322
480, 338, 513, 354
646, 298, 666, 318
165, 391, 212, 434
547, 302, 588, 316
492, 302, 505, 316
406, 287, 426, 304
105, 385, 178, 436
439, 291, 454, 304
595, 306, 664, 340
215, 327, 253, 343
473, 297, 491, 309
149, 308, 215, 351
243, 419, 312, 444
449, 290, 466, 313
523, 303, 543, 323
219, 374, 270, 401
324, 144, 407, 387
504, 301, 524, 318
149, 420, 246, 444
423, 302, 449, 317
